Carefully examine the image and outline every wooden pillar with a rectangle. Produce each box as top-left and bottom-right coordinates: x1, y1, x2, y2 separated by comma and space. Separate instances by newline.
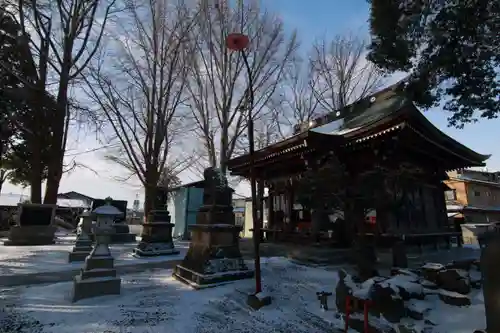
419, 185, 428, 231
286, 182, 294, 230
268, 185, 274, 229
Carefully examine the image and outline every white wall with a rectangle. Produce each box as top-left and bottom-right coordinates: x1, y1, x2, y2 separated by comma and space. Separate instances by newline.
243, 201, 253, 238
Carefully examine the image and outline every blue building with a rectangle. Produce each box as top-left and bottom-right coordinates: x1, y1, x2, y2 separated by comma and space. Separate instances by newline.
167, 180, 205, 240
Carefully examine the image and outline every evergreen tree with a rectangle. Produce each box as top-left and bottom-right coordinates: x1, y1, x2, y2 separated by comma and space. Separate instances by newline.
0, 7, 54, 201
367, 0, 500, 127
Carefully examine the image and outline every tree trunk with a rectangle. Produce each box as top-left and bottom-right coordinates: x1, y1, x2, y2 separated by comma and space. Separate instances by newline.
43, 138, 64, 204
44, 75, 70, 204
143, 169, 161, 218
29, 143, 43, 204
143, 184, 158, 219
0, 170, 4, 195
29, 174, 42, 204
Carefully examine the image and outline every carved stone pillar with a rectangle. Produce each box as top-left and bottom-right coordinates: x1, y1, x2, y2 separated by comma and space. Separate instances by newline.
133, 210, 179, 257
173, 168, 253, 288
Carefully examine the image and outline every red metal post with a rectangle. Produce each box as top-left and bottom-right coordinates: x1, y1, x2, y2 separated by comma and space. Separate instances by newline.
363, 300, 372, 333
345, 296, 351, 332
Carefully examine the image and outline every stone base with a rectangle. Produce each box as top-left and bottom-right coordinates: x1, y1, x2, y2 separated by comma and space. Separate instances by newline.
110, 233, 136, 243
247, 293, 272, 310
4, 225, 57, 246
133, 242, 179, 257
72, 275, 121, 302
173, 264, 254, 289
134, 220, 178, 257
68, 251, 91, 262
91, 233, 136, 243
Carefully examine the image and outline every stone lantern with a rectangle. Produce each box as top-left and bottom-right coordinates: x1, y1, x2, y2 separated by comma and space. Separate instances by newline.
68, 209, 93, 262
72, 198, 122, 302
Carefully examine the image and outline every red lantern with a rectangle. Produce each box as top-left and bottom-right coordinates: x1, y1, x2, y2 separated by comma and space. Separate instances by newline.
226, 33, 249, 51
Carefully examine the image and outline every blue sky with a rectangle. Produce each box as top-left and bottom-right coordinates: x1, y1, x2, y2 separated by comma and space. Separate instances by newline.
1, 0, 498, 206
267, 0, 499, 170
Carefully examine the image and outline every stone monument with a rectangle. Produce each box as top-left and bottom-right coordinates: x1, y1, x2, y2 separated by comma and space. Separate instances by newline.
72, 199, 122, 302
480, 231, 500, 333
4, 203, 57, 246
90, 199, 135, 243
68, 210, 93, 262
173, 168, 253, 288
133, 210, 179, 257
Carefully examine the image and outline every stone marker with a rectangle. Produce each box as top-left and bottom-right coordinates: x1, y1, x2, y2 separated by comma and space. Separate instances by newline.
316, 291, 333, 310
4, 203, 57, 246
480, 232, 500, 332
72, 198, 121, 302
68, 210, 93, 262
173, 167, 253, 288
133, 210, 179, 257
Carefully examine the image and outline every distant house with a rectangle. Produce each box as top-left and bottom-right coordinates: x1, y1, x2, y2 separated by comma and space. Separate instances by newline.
445, 169, 500, 224
57, 191, 94, 208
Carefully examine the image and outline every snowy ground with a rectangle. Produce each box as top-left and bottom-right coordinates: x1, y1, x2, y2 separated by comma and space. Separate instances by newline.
0, 234, 189, 276
0, 257, 487, 333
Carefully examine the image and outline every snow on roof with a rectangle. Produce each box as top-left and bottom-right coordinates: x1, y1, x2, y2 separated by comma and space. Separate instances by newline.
451, 175, 500, 187
447, 204, 464, 211
461, 205, 500, 212
310, 118, 363, 136
0, 193, 30, 206
0, 194, 89, 208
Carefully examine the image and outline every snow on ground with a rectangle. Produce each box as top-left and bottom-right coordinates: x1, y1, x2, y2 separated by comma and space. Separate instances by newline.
0, 257, 487, 333
0, 235, 189, 276
0, 258, 344, 333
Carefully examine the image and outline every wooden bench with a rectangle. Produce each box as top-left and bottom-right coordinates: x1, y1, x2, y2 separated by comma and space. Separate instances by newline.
373, 232, 463, 250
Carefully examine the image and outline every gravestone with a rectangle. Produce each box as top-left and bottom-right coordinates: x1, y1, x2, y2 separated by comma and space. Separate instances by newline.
480, 232, 500, 332
133, 210, 179, 257
68, 210, 93, 262
173, 167, 253, 288
4, 204, 57, 246
90, 199, 135, 243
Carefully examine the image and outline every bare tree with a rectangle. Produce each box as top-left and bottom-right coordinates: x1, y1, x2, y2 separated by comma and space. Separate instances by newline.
311, 33, 384, 113
253, 112, 281, 150
272, 56, 321, 138
2, 0, 117, 204
84, 0, 196, 215
186, 0, 298, 174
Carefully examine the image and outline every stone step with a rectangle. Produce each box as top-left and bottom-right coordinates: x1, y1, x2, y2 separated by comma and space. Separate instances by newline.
0, 259, 182, 288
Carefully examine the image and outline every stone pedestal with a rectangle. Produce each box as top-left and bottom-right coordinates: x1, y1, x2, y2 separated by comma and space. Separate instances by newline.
68, 236, 93, 262
174, 168, 253, 288
4, 204, 57, 246
72, 233, 121, 302
72, 202, 122, 302
133, 210, 179, 257
4, 225, 57, 246
173, 206, 253, 288
68, 211, 93, 262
